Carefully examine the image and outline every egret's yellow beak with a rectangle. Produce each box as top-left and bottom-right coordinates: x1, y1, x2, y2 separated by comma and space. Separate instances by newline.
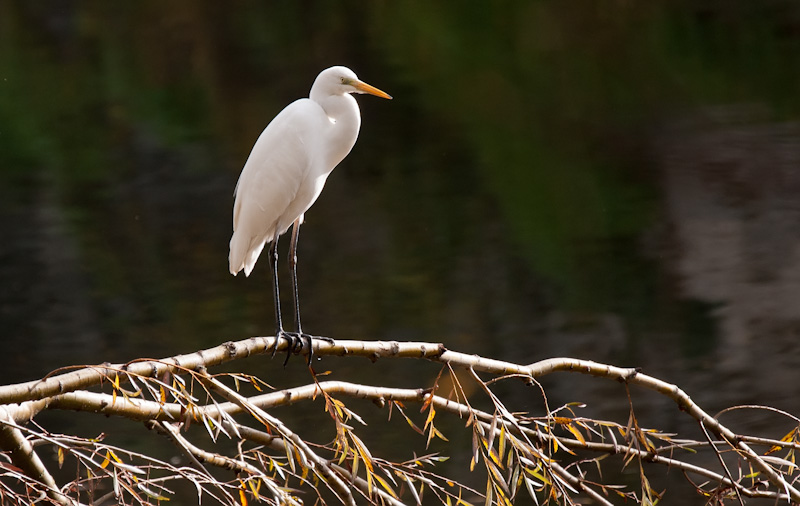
353, 80, 392, 100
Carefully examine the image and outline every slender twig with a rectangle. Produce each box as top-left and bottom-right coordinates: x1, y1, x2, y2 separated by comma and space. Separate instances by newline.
699, 419, 745, 506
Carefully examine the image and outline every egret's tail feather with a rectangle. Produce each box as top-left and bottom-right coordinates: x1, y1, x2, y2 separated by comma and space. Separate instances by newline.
229, 233, 267, 277
244, 242, 265, 277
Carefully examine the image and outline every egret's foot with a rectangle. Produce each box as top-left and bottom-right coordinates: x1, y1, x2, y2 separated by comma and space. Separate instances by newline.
282, 332, 335, 365
271, 330, 300, 360
279, 331, 306, 366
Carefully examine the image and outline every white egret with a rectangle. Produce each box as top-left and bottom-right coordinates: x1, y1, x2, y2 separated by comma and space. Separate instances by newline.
229, 66, 392, 364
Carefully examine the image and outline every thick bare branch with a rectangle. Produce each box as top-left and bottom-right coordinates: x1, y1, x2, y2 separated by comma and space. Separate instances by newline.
33, 380, 427, 423
0, 338, 443, 406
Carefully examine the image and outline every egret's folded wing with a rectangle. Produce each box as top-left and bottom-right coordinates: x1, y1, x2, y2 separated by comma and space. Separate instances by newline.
229, 99, 323, 276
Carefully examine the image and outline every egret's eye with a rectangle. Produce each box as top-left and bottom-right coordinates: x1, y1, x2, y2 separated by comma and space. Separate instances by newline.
341, 77, 351, 85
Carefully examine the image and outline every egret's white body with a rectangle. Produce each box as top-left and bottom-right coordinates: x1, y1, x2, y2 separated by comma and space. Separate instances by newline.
228, 66, 391, 362
229, 66, 391, 276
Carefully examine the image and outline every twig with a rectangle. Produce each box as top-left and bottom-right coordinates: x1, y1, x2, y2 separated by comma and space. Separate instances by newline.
0, 406, 74, 506
699, 419, 744, 505
197, 371, 357, 506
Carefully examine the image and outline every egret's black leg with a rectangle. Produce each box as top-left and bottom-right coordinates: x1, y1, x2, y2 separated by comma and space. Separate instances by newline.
288, 218, 333, 365
288, 218, 313, 364
268, 235, 296, 359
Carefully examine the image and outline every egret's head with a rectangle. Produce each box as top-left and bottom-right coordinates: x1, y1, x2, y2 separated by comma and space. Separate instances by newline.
312, 66, 392, 100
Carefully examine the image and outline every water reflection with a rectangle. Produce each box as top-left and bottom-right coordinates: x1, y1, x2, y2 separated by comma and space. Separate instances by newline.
659, 107, 800, 406
2, 1, 800, 503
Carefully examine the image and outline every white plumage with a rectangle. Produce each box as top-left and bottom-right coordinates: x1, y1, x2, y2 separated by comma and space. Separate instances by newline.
229, 66, 391, 276
228, 66, 391, 364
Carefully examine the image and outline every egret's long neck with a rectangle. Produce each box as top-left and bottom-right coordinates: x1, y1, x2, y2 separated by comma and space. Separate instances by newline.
312, 93, 362, 169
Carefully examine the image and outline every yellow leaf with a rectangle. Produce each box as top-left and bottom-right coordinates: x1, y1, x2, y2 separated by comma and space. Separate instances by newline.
334, 399, 345, 419
354, 438, 374, 473
337, 441, 349, 465
487, 462, 505, 486
526, 466, 552, 486
498, 425, 506, 464
239, 487, 248, 506
457, 495, 475, 506
566, 424, 586, 445
57, 447, 65, 468
485, 441, 502, 468
374, 475, 398, 498
247, 478, 261, 500
425, 405, 436, 429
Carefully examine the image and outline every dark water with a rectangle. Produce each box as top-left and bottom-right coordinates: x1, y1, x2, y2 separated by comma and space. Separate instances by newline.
2, 1, 800, 504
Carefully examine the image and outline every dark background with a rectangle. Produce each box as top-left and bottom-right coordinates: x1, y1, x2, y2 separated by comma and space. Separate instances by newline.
2, 1, 800, 504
